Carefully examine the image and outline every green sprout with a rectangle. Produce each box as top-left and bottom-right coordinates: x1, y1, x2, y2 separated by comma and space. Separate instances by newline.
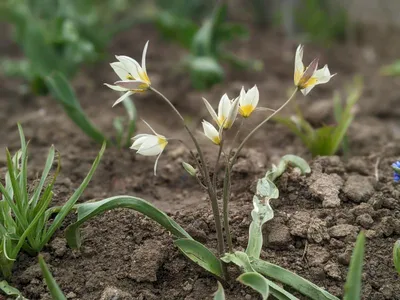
275, 76, 363, 157
0, 124, 105, 286
155, 2, 261, 89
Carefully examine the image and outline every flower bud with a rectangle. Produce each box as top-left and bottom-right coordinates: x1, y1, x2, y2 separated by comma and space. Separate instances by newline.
182, 162, 196, 177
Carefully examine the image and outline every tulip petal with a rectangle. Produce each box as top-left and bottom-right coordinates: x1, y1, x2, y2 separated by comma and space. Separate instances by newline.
115, 55, 143, 80
294, 45, 305, 85
110, 62, 130, 80
226, 97, 240, 128
112, 91, 133, 107
115, 80, 149, 90
313, 65, 335, 84
202, 120, 220, 145
104, 83, 127, 92
137, 136, 163, 156
202, 97, 219, 124
218, 94, 231, 121
131, 134, 152, 150
246, 85, 259, 107
142, 41, 149, 74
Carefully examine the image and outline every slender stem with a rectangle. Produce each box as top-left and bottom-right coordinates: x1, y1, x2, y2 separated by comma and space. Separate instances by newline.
150, 87, 225, 258
222, 157, 233, 253
175, 139, 205, 179
213, 137, 224, 192
230, 88, 298, 169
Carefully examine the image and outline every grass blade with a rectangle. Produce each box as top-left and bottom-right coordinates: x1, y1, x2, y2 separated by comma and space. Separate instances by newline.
38, 255, 67, 300
343, 231, 365, 300
251, 258, 339, 300
41, 142, 106, 248
237, 272, 269, 300
65, 195, 191, 249
394, 240, 400, 275
45, 72, 109, 145
174, 238, 224, 278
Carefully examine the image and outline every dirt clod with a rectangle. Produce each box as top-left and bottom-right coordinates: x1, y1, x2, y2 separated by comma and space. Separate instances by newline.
309, 173, 343, 208
343, 175, 374, 203
356, 213, 374, 229
329, 224, 359, 238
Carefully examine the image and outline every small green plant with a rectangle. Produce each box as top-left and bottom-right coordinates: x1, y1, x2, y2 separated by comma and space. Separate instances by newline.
295, 0, 349, 44
0, 124, 105, 289
275, 76, 362, 157
155, 3, 261, 89
0, 0, 140, 95
46, 72, 137, 148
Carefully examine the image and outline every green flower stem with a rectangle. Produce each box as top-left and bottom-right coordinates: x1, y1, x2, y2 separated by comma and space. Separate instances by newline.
230, 88, 298, 169
150, 87, 226, 260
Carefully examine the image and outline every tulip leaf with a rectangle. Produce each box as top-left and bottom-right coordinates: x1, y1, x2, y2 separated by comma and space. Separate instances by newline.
38, 255, 67, 300
0, 280, 26, 298
343, 232, 366, 300
174, 238, 223, 278
251, 258, 339, 300
394, 240, 400, 275
222, 251, 298, 300
213, 282, 225, 300
246, 155, 310, 259
65, 196, 192, 249
46, 72, 108, 145
238, 272, 269, 300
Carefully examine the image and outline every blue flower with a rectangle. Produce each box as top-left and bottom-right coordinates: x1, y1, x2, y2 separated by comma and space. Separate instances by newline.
392, 160, 400, 182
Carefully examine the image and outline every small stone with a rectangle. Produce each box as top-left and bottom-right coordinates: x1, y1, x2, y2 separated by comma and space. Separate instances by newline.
309, 173, 343, 208
350, 203, 374, 216
382, 197, 397, 209
379, 216, 394, 237
330, 238, 345, 249
182, 281, 193, 292
100, 286, 132, 300
337, 248, 352, 265
244, 294, 252, 300
368, 194, 383, 210
307, 245, 330, 266
379, 284, 393, 299
365, 229, 380, 239
288, 211, 311, 238
346, 157, 369, 175
329, 224, 359, 238
343, 175, 374, 203
356, 214, 374, 229
307, 218, 330, 243
66, 292, 77, 299
324, 263, 342, 280
265, 223, 292, 249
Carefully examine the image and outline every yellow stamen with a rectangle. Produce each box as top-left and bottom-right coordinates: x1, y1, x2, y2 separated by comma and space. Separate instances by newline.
127, 74, 135, 80
294, 70, 303, 86
157, 136, 168, 149
239, 105, 254, 118
212, 136, 221, 145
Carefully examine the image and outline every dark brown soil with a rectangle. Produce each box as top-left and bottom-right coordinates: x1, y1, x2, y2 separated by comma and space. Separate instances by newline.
1, 23, 400, 300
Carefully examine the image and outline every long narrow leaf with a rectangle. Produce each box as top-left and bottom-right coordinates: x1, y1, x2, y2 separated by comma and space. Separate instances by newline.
343, 232, 365, 300
251, 258, 339, 300
41, 142, 106, 248
174, 238, 223, 278
65, 195, 192, 249
38, 255, 67, 300
237, 272, 269, 300
17, 124, 29, 214
29, 145, 55, 207
213, 282, 225, 300
45, 72, 108, 145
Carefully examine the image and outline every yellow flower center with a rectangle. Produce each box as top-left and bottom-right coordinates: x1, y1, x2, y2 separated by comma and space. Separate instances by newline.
239, 105, 254, 118
212, 136, 221, 145
157, 136, 168, 149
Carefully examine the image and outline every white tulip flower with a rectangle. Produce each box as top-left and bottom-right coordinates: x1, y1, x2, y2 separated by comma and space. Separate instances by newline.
105, 41, 151, 106
202, 120, 221, 145
238, 85, 259, 118
294, 45, 335, 96
202, 94, 240, 129
131, 120, 167, 175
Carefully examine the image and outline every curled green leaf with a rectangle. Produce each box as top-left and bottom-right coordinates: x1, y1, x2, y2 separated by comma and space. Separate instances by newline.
238, 272, 269, 300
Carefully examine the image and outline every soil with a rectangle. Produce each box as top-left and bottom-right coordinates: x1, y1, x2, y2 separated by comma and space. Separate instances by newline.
1, 22, 400, 300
